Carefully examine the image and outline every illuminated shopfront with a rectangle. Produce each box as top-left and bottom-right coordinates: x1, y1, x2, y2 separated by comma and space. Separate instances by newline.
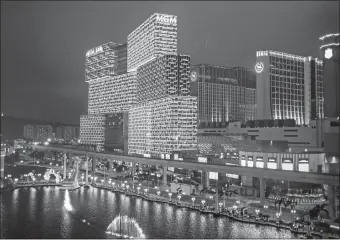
267, 157, 277, 169
256, 157, 264, 168
282, 158, 294, 171
298, 159, 309, 172
247, 156, 254, 167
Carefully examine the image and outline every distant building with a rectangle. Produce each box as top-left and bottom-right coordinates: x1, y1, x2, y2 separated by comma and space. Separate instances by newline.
23, 125, 36, 140
127, 13, 178, 72
56, 126, 64, 139
63, 126, 76, 141
191, 64, 256, 128
36, 125, 53, 142
255, 50, 324, 125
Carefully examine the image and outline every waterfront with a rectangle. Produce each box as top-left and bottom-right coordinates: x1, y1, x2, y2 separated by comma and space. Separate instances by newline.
0, 186, 298, 239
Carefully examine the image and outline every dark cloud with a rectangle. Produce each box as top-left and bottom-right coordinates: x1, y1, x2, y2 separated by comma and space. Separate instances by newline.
1, 1, 338, 124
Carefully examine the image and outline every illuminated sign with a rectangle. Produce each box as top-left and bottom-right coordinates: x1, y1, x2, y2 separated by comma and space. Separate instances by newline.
298, 159, 309, 172
86, 46, 104, 57
267, 158, 277, 169
325, 48, 333, 59
255, 62, 264, 73
198, 157, 207, 163
167, 167, 174, 172
209, 172, 218, 180
156, 14, 177, 25
226, 173, 239, 179
190, 71, 197, 82
282, 158, 293, 171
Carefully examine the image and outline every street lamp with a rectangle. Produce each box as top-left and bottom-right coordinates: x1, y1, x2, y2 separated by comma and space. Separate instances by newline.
81, 175, 84, 184
168, 192, 172, 201
112, 182, 115, 188
191, 197, 196, 206
264, 204, 268, 211
291, 209, 296, 221
101, 179, 104, 184
177, 194, 181, 202
137, 186, 140, 193
219, 202, 223, 213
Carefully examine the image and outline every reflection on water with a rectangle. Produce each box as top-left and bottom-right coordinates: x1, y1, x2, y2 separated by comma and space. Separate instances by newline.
0, 187, 297, 239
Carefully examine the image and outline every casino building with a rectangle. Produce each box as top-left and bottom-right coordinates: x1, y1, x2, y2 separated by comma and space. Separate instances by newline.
190, 64, 256, 128
80, 13, 197, 155
255, 50, 324, 125
127, 13, 178, 72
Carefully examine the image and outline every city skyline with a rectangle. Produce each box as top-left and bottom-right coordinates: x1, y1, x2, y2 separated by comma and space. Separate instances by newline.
1, 1, 339, 124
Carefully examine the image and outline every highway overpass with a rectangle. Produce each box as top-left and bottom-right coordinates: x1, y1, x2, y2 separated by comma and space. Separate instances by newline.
24, 144, 340, 186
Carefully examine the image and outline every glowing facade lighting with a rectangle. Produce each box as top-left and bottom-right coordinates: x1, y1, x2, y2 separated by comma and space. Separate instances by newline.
127, 13, 177, 72
128, 96, 197, 156
256, 49, 324, 125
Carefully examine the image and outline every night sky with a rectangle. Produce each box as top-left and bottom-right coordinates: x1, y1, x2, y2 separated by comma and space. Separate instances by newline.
1, 1, 339, 124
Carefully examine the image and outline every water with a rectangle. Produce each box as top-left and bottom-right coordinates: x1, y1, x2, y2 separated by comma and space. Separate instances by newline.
0, 186, 296, 239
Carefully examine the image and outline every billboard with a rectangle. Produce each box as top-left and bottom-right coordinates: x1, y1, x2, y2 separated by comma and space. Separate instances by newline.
198, 157, 207, 163
209, 172, 218, 180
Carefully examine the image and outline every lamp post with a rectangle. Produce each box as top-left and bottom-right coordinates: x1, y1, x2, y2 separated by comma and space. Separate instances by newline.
276, 212, 281, 224
144, 188, 148, 197
137, 186, 140, 194
112, 182, 115, 189
101, 179, 104, 185
255, 209, 260, 220
126, 185, 130, 192
157, 190, 160, 200
191, 197, 196, 207
81, 175, 84, 184
291, 209, 296, 222
202, 200, 206, 209
168, 192, 172, 202
264, 204, 268, 212
156, 173, 161, 187
219, 202, 223, 213
177, 194, 182, 204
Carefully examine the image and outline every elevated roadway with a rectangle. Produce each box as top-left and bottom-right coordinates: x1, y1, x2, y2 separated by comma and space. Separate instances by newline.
25, 144, 339, 186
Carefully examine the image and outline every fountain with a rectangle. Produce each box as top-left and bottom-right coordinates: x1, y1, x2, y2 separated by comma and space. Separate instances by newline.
105, 214, 146, 239
64, 189, 73, 212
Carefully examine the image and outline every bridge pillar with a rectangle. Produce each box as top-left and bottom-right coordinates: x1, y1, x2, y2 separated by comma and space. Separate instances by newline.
63, 153, 67, 180
53, 151, 58, 161
85, 156, 89, 185
163, 166, 167, 187
327, 184, 336, 219
92, 157, 97, 174
205, 172, 210, 188
132, 162, 136, 176
215, 190, 220, 212
260, 177, 265, 205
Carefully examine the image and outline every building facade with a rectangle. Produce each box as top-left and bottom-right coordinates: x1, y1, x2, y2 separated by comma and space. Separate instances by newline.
191, 64, 257, 128
128, 96, 197, 156
36, 125, 53, 142
23, 125, 36, 140
127, 13, 177, 72
255, 50, 324, 125
56, 126, 64, 139
85, 42, 127, 82
88, 72, 137, 114
80, 115, 106, 149
137, 54, 190, 102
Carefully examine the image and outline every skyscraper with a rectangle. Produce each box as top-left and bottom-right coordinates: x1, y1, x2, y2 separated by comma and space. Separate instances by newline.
127, 13, 177, 72
36, 125, 53, 142
320, 33, 339, 119
190, 64, 256, 128
255, 50, 324, 125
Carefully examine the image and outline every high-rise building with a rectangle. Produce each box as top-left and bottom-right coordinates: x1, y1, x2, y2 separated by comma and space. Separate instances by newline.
137, 54, 190, 102
23, 125, 36, 140
88, 72, 137, 114
319, 33, 339, 177
320, 33, 339, 118
56, 126, 64, 139
128, 96, 197, 156
36, 125, 53, 142
190, 64, 257, 128
64, 126, 76, 141
85, 42, 127, 82
127, 13, 177, 72
255, 50, 324, 125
